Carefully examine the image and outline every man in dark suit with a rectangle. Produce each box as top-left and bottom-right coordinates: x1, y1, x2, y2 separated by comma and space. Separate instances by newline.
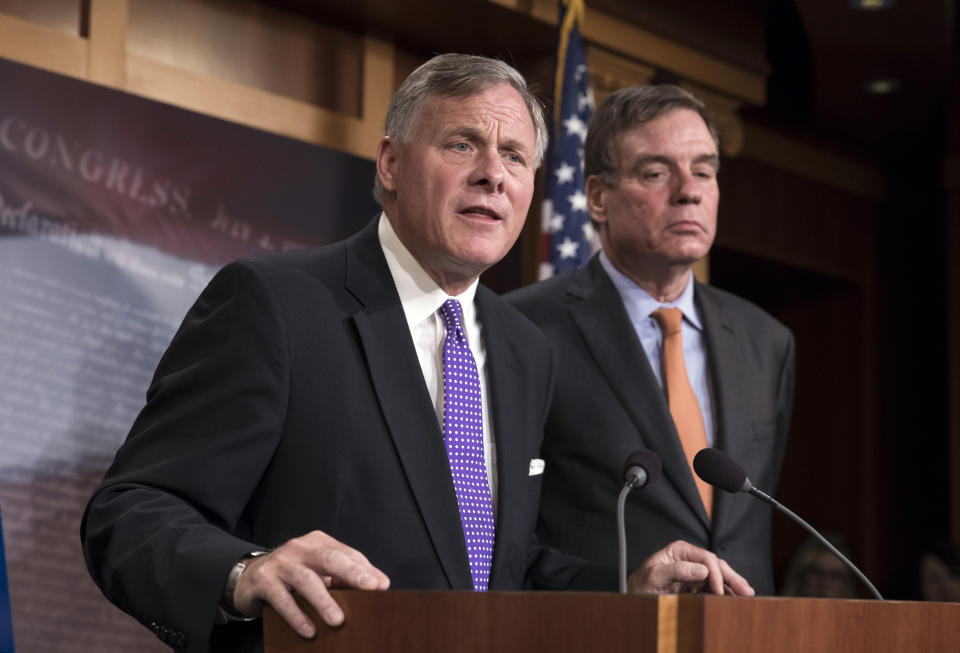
508, 85, 794, 596
82, 59, 753, 653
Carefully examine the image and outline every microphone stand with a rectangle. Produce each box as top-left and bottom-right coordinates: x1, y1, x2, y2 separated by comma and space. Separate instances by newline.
750, 486, 883, 600
617, 451, 661, 594
617, 483, 632, 594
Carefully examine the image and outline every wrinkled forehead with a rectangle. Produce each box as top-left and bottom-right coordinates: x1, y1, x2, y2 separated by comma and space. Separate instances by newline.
611, 109, 717, 163
417, 87, 534, 132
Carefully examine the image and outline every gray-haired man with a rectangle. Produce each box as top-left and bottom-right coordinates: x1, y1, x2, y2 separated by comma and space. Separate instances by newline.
82, 59, 752, 653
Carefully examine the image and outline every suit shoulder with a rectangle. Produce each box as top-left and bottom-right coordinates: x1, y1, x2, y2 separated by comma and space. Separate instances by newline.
205, 238, 353, 299
191, 241, 356, 325
480, 286, 550, 344
504, 272, 572, 307
230, 239, 347, 277
503, 271, 575, 322
697, 283, 793, 341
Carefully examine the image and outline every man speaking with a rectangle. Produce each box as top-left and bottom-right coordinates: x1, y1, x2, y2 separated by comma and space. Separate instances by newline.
508, 85, 795, 595
82, 58, 752, 653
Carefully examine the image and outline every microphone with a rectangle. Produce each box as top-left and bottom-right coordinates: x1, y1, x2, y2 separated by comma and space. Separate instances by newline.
617, 449, 662, 593
623, 449, 661, 490
693, 448, 883, 600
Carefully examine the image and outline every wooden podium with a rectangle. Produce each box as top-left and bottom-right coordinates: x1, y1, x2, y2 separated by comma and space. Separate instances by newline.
264, 590, 960, 653
674, 594, 960, 652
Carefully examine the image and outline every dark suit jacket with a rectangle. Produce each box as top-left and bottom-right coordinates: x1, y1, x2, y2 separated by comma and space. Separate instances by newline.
81, 220, 612, 653
506, 255, 794, 595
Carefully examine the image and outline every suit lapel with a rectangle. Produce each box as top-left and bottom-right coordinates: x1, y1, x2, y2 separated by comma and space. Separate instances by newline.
344, 225, 472, 589
696, 284, 749, 532
475, 288, 527, 589
568, 257, 711, 527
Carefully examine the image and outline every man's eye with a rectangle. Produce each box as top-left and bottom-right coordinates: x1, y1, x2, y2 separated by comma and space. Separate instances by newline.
643, 171, 664, 180
452, 142, 470, 152
506, 153, 524, 164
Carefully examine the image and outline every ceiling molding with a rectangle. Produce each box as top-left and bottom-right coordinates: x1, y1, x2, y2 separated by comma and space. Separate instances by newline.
586, 46, 655, 104
485, 0, 766, 106
742, 123, 884, 200
681, 82, 744, 157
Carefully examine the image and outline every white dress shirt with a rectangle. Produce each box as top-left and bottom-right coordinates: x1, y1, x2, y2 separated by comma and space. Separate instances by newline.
599, 251, 717, 446
378, 214, 498, 506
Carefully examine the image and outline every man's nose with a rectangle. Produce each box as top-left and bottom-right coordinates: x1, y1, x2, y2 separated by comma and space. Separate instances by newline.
470, 150, 505, 192
674, 170, 702, 205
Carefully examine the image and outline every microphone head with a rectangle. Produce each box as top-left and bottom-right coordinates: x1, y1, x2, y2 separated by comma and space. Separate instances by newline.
622, 449, 662, 487
693, 448, 752, 493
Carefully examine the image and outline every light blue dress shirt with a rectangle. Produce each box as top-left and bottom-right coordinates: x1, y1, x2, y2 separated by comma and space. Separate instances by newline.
599, 251, 716, 447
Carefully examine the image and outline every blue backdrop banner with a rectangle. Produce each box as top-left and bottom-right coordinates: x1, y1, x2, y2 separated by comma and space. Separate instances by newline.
0, 55, 378, 652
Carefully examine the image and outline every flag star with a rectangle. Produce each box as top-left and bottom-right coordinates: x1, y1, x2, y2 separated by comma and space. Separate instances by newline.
574, 64, 587, 82
568, 190, 588, 212
578, 88, 595, 113
554, 162, 575, 184
563, 114, 588, 142
582, 221, 596, 243
548, 213, 565, 233
540, 199, 554, 233
557, 237, 580, 259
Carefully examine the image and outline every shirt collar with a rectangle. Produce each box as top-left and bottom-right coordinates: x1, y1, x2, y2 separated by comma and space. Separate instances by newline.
378, 212, 479, 330
598, 250, 702, 331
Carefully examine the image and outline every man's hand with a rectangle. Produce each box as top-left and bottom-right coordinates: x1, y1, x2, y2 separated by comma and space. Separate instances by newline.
232, 530, 390, 638
626, 540, 754, 596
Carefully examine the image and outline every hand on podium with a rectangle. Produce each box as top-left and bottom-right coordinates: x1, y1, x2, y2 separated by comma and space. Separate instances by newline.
231, 530, 391, 639
626, 540, 755, 596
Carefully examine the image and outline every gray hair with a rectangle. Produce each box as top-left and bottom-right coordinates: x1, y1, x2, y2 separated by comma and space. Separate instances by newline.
372, 53, 547, 204
585, 85, 719, 186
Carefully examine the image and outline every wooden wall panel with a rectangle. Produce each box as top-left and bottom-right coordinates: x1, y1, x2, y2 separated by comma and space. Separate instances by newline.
128, 0, 364, 116
0, 12, 88, 78
88, 0, 127, 86
741, 123, 884, 200
486, 0, 765, 104
0, 0, 81, 34
0, 0, 392, 160
716, 155, 876, 280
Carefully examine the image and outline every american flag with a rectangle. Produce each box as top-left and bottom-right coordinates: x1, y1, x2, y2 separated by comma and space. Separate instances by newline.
539, 0, 597, 279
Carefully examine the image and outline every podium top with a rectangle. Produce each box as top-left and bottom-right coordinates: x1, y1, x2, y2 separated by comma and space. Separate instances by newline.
264, 590, 960, 653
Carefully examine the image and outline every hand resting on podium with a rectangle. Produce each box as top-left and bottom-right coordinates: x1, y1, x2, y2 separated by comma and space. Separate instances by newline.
232, 530, 389, 639
627, 539, 754, 597
229, 531, 752, 641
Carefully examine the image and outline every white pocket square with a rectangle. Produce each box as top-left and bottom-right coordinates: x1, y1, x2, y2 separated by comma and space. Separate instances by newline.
529, 458, 545, 476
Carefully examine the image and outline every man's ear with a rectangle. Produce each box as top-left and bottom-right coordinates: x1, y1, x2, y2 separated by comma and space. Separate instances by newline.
585, 175, 607, 225
376, 137, 398, 193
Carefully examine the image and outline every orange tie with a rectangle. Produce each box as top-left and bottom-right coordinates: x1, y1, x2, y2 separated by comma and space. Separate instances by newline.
652, 307, 712, 519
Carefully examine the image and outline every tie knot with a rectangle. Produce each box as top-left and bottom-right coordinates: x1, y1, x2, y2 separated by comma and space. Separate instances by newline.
439, 298, 464, 334
652, 307, 683, 336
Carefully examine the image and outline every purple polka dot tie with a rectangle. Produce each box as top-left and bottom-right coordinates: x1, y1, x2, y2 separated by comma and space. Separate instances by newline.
439, 299, 495, 591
